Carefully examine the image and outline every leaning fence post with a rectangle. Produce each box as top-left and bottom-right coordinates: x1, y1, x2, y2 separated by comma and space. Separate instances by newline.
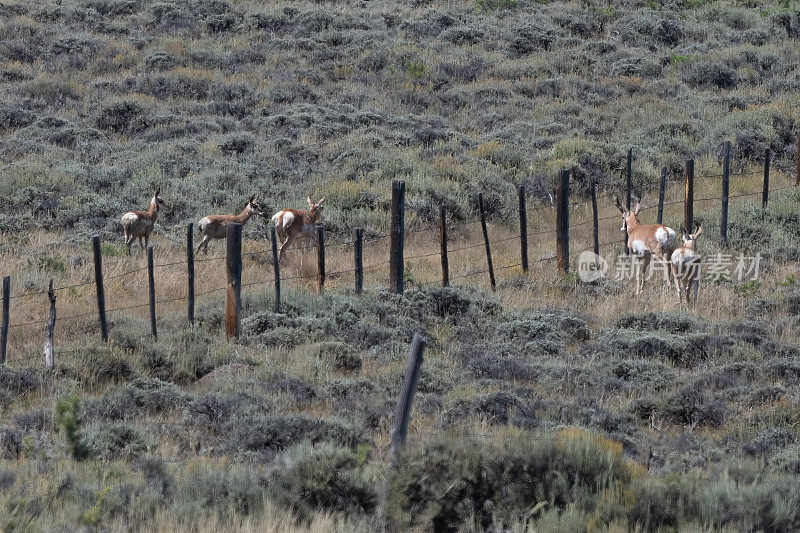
555, 169, 570, 274
316, 225, 325, 295
518, 185, 528, 273
389, 333, 426, 465
624, 148, 633, 254
590, 177, 599, 257
684, 159, 694, 233
762, 148, 770, 208
225, 223, 242, 340
45, 279, 55, 369
389, 180, 406, 294
657, 167, 667, 225
1, 276, 9, 364
147, 245, 157, 340
721, 142, 731, 246
91, 236, 108, 342
270, 226, 281, 312
354, 228, 364, 295
187, 222, 195, 326
478, 193, 496, 289
439, 206, 449, 287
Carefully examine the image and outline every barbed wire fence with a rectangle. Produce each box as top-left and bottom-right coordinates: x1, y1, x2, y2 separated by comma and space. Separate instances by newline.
1, 146, 798, 368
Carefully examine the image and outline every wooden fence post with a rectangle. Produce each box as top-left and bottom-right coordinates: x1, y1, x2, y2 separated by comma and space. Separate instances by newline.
92, 236, 108, 342
225, 223, 242, 340
518, 185, 528, 273
0, 276, 9, 364
684, 159, 694, 233
439, 206, 449, 287
624, 148, 632, 254
389, 180, 406, 294
45, 279, 55, 369
270, 226, 281, 312
354, 228, 364, 295
187, 222, 195, 326
590, 177, 599, 257
317, 225, 325, 295
555, 169, 570, 274
721, 141, 731, 246
657, 167, 667, 225
762, 148, 770, 208
389, 332, 426, 465
478, 193, 496, 289
147, 245, 157, 340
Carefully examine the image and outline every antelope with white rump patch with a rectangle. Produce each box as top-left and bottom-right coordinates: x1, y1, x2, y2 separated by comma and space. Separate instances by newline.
671, 225, 703, 308
196, 194, 264, 254
616, 197, 676, 294
271, 197, 325, 263
121, 187, 169, 255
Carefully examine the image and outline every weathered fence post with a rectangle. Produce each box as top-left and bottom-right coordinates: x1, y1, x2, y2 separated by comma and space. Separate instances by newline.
389, 333, 426, 465
316, 225, 325, 295
45, 279, 55, 369
225, 223, 242, 340
684, 159, 694, 233
270, 226, 281, 313
555, 169, 570, 274
389, 180, 405, 294
796, 131, 799, 187
92, 236, 108, 342
624, 148, 633, 254
187, 222, 195, 326
439, 206, 449, 287
762, 148, 770, 208
478, 193, 496, 289
657, 167, 667, 225
518, 185, 528, 273
147, 245, 157, 340
0, 276, 9, 364
590, 177, 599, 257
721, 141, 731, 246
354, 228, 364, 295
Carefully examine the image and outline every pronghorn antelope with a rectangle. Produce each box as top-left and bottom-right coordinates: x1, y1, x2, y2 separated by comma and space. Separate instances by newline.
121, 188, 169, 255
271, 197, 325, 262
671, 225, 703, 308
616, 198, 677, 294
196, 194, 264, 254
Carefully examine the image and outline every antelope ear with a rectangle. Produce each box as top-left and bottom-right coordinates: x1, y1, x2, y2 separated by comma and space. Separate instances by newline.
307, 196, 313, 207
633, 203, 641, 215
154, 186, 160, 197
615, 197, 625, 213
317, 197, 325, 205
694, 225, 703, 239
249, 194, 256, 203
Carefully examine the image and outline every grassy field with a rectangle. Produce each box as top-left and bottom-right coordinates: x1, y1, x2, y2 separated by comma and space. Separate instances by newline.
1, 0, 800, 530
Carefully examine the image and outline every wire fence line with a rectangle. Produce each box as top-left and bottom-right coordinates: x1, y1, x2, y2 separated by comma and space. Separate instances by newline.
1, 173, 797, 360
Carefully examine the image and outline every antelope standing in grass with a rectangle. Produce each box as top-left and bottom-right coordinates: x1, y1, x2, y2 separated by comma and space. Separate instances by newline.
196, 194, 264, 254
121, 188, 169, 255
616, 198, 677, 294
271, 197, 325, 263
671, 225, 703, 308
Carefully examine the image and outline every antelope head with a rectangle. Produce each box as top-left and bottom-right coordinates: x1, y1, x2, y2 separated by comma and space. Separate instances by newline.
151, 187, 170, 213
247, 194, 265, 216
615, 197, 641, 232
681, 224, 703, 250
307, 196, 325, 223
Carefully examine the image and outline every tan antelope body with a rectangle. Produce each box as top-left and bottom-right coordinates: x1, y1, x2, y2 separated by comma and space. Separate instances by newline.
616, 198, 677, 294
121, 188, 168, 255
197, 195, 264, 254
271, 197, 325, 262
671, 226, 703, 308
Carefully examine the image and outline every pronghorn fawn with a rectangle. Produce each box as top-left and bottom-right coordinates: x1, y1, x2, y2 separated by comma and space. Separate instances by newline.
616, 198, 676, 294
671, 225, 703, 308
196, 194, 264, 254
271, 197, 325, 263
121, 187, 169, 255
